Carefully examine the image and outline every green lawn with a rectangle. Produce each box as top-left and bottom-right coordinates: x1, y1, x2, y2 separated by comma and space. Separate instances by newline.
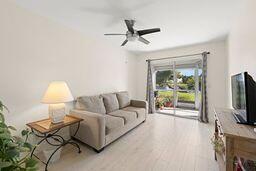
158, 90, 195, 103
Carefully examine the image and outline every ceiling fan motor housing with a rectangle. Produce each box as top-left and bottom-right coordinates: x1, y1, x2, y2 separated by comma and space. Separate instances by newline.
126, 30, 138, 41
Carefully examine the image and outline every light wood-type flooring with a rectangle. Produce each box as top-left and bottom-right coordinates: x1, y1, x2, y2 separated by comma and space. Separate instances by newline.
38, 114, 218, 171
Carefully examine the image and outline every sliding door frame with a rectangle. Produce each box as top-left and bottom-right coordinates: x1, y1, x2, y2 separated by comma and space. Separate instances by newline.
154, 60, 201, 120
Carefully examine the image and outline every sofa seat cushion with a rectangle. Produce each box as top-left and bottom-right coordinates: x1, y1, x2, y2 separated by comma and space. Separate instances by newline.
122, 106, 146, 118
102, 93, 119, 113
107, 110, 137, 124
116, 91, 130, 108
105, 115, 124, 135
76, 96, 106, 114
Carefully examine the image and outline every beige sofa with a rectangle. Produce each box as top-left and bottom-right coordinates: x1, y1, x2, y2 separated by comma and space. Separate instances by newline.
70, 91, 148, 152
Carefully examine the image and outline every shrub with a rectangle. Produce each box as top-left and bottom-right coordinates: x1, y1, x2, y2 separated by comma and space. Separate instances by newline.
177, 84, 188, 90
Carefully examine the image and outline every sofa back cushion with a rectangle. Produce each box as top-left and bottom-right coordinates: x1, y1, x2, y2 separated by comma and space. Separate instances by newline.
102, 93, 119, 113
116, 91, 130, 108
76, 95, 106, 114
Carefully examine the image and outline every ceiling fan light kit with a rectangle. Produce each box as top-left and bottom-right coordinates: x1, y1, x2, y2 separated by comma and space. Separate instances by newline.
104, 19, 161, 46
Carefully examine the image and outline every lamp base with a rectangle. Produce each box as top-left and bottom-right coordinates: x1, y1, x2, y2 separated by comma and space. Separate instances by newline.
48, 103, 66, 124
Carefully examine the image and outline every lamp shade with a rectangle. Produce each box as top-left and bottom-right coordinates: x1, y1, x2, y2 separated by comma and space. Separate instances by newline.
41, 81, 74, 104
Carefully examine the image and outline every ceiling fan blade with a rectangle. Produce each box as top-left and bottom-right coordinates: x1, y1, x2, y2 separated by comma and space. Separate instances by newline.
104, 33, 126, 36
137, 28, 161, 36
121, 39, 128, 46
125, 20, 134, 34
138, 36, 150, 45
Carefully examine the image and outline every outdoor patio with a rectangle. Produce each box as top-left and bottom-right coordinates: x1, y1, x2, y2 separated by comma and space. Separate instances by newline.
157, 107, 199, 118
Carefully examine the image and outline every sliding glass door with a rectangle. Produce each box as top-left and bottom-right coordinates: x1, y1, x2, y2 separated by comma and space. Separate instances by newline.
155, 62, 176, 115
155, 60, 201, 119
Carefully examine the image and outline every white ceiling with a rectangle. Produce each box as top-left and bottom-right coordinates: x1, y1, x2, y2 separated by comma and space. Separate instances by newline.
14, 0, 242, 53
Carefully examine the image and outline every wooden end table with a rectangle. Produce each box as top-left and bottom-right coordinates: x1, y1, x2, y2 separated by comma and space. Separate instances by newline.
26, 115, 83, 171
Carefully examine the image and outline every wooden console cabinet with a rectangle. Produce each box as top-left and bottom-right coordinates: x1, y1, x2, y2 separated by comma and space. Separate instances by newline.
214, 108, 256, 171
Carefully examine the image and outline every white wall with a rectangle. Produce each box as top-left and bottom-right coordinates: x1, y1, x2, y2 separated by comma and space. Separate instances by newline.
0, 0, 137, 132
228, 0, 256, 106
135, 40, 228, 123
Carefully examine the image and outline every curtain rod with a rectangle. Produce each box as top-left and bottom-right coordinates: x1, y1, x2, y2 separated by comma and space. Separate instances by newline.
146, 51, 210, 62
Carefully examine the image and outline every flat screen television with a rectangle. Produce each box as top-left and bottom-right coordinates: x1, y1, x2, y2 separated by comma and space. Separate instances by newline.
231, 72, 256, 125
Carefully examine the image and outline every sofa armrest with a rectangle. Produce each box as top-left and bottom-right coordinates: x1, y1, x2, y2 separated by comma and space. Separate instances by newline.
131, 100, 148, 114
69, 109, 105, 150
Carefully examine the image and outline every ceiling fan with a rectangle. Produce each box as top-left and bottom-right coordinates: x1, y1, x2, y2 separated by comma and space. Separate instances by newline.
104, 20, 161, 46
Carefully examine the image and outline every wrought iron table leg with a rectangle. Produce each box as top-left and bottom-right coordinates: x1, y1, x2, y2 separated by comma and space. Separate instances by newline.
31, 122, 82, 171
45, 145, 63, 171
31, 133, 48, 157
67, 141, 81, 153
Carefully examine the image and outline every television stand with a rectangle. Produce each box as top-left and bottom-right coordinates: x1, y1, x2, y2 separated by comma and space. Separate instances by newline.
232, 112, 256, 125
233, 113, 247, 124
214, 108, 256, 171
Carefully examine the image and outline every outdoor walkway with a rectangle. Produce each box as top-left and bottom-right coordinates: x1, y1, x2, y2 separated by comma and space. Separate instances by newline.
157, 107, 198, 118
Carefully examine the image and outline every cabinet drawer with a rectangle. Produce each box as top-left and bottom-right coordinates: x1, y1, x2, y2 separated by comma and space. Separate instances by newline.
234, 139, 256, 161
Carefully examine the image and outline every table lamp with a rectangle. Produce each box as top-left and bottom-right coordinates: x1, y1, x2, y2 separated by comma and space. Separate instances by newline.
41, 81, 74, 123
